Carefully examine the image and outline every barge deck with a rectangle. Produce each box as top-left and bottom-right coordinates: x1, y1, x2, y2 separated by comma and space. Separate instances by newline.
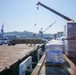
31, 53, 76, 75
0, 44, 37, 72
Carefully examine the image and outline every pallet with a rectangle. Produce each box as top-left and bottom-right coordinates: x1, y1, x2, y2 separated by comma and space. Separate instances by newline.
45, 62, 64, 66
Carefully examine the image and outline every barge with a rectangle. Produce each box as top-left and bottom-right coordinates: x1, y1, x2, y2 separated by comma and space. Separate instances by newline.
0, 44, 44, 75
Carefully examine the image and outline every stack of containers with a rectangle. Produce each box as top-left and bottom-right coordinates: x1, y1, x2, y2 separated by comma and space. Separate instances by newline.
45, 40, 65, 64
64, 21, 76, 58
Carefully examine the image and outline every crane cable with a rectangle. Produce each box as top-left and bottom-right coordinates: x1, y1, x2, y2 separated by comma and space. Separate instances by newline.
34, 1, 39, 32
34, 2, 38, 37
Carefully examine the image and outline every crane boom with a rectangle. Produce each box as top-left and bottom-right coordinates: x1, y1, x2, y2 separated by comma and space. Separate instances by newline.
39, 21, 56, 38
43, 21, 56, 33
37, 2, 74, 21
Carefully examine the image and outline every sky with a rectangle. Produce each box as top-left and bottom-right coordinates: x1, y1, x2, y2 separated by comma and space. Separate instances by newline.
0, 0, 76, 34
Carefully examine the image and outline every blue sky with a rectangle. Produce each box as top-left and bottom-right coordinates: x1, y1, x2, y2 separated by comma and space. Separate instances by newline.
0, 0, 76, 34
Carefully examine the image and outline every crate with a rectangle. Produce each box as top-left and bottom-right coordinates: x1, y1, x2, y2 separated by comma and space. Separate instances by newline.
64, 40, 76, 58
45, 50, 65, 64
64, 22, 76, 38
45, 40, 63, 51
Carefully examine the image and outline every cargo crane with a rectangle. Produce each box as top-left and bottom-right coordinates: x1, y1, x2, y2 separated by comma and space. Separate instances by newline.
1, 23, 4, 39
39, 21, 56, 38
37, 2, 74, 21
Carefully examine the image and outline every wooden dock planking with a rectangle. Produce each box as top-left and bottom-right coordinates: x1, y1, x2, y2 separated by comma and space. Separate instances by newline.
63, 54, 76, 75
31, 53, 46, 75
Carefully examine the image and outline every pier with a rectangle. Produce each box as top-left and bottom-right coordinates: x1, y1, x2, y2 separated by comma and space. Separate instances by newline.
0, 44, 45, 75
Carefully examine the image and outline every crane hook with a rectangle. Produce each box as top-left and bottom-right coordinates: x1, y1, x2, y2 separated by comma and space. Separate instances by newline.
37, 6, 39, 10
